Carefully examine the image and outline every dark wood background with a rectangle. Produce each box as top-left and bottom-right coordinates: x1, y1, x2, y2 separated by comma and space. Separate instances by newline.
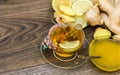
0, 0, 53, 73
0, 0, 120, 74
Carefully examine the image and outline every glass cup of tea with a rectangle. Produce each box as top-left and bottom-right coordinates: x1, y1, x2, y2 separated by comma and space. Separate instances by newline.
48, 24, 85, 61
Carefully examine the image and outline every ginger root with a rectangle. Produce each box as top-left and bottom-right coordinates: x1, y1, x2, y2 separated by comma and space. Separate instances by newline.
85, 4, 103, 26
112, 35, 120, 41
99, 0, 120, 35
86, 0, 120, 40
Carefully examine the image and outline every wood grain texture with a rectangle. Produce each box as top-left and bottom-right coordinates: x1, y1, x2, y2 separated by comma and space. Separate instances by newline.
2, 62, 120, 75
0, 0, 52, 73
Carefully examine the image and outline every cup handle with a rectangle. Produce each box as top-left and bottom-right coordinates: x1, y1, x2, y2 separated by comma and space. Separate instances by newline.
41, 36, 57, 50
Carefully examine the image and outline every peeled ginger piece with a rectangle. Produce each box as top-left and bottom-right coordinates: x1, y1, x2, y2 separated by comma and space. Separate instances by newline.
54, 11, 75, 23
94, 27, 111, 40
59, 5, 75, 16
61, 14, 75, 23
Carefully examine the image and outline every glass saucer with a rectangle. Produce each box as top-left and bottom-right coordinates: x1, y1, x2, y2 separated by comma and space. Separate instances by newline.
40, 37, 89, 69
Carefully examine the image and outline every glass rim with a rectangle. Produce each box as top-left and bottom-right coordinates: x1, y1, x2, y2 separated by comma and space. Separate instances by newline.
48, 24, 86, 49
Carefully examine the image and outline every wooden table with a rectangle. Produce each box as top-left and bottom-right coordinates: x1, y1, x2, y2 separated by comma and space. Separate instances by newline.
0, 0, 120, 74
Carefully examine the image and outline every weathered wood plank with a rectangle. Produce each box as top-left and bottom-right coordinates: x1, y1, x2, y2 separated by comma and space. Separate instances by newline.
0, 0, 52, 73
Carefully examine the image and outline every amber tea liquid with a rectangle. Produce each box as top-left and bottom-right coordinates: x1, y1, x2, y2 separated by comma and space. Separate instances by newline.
49, 24, 85, 58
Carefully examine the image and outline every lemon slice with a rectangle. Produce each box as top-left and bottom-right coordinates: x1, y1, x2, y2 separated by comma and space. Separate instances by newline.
59, 40, 81, 53
72, 0, 93, 16
59, 5, 75, 16
74, 16, 88, 29
52, 0, 72, 11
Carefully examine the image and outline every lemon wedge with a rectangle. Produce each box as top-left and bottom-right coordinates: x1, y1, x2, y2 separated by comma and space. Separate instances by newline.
59, 40, 80, 53
52, 0, 72, 11
59, 5, 75, 16
72, 0, 93, 16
